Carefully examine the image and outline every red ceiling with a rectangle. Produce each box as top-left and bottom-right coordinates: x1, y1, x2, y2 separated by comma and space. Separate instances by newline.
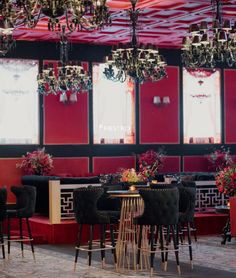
12, 0, 236, 49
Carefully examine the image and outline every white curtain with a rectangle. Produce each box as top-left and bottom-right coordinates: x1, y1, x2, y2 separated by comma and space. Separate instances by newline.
0, 59, 39, 144
183, 68, 221, 144
93, 64, 135, 144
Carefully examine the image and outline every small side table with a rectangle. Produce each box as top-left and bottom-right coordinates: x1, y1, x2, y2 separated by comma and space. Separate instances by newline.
215, 205, 231, 245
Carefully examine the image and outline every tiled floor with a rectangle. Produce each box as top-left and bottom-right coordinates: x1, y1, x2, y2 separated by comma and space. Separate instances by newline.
0, 236, 236, 277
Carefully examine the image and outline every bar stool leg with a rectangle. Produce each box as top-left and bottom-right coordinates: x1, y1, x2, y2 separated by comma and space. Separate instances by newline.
0, 222, 5, 259
187, 222, 193, 269
88, 225, 93, 266
26, 218, 35, 261
7, 217, 11, 257
150, 225, 155, 276
110, 224, 117, 266
74, 224, 83, 271
159, 226, 166, 271
171, 225, 181, 275
19, 218, 24, 258
100, 224, 105, 268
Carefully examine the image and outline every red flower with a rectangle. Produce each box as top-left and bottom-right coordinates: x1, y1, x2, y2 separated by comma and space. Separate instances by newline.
206, 147, 233, 171
138, 149, 165, 181
216, 166, 236, 197
16, 148, 53, 176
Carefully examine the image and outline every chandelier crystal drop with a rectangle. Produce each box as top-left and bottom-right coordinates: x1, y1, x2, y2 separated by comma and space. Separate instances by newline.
182, 0, 236, 68
0, 0, 111, 31
103, 0, 167, 83
37, 25, 92, 102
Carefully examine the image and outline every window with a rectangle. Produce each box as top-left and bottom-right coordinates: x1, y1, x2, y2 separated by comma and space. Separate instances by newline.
0, 59, 39, 144
183, 68, 221, 144
93, 63, 135, 144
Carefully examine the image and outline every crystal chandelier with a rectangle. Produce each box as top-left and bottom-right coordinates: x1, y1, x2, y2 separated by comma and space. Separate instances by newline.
0, 18, 15, 55
37, 25, 92, 103
182, 0, 236, 68
103, 0, 167, 83
0, 0, 111, 31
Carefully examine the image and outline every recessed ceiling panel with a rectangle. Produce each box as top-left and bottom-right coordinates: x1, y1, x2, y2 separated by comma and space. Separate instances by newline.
12, 0, 236, 49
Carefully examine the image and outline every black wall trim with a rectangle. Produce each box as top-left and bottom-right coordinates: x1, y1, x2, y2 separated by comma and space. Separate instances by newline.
0, 41, 235, 166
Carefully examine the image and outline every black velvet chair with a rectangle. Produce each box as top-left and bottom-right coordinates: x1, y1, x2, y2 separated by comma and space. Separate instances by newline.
6, 185, 36, 259
0, 188, 7, 259
178, 183, 197, 268
134, 187, 180, 275
73, 187, 117, 270
180, 181, 197, 241
21, 175, 59, 216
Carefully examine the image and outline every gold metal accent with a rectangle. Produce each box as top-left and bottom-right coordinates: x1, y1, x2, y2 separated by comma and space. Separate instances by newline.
177, 265, 181, 275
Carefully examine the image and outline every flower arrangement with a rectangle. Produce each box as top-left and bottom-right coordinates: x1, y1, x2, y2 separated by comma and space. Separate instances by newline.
215, 166, 236, 196
17, 148, 53, 175
206, 146, 233, 171
138, 149, 164, 181
120, 168, 142, 183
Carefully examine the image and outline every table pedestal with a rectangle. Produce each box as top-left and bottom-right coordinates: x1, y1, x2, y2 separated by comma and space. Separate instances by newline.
115, 195, 149, 271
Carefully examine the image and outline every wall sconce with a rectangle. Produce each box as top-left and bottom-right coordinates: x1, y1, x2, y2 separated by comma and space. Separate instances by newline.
153, 96, 170, 106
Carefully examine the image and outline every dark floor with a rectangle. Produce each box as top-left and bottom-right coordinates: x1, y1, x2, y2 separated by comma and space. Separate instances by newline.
36, 235, 236, 278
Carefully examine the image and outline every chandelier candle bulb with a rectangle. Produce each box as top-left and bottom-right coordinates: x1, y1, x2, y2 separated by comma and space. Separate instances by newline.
182, 0, 236, 68
37, 26, 92, 102
0, 0, 111, 32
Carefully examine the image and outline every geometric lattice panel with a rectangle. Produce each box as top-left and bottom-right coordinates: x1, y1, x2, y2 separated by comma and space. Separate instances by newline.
195, 185, 229, 212
59, 183, 228, 219
61, 189, 74, 219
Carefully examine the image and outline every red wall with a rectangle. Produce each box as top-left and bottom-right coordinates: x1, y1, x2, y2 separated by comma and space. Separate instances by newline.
159, 156, 181, 173
44, 94, 89, 144
183, 156, 209, 172
52, 157, 89, 176
0, 158, 23, 202
139, 66, 179, 144
93, 156, 136, 174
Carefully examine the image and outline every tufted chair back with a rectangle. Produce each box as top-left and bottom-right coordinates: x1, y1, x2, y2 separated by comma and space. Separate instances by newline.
0, 188, 7, 221
10, 185, 36, 218
181, 180, 196, 188
178, 185, 196, 223
135, 187, 179, 226
97, 184, 122, 211
73, 187, 110, 225
150, 183, 177, 189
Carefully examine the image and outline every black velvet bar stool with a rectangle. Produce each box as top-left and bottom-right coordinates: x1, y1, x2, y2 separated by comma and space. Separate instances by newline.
0, 187, 7, 259
178, 183, 197, 269
73, 187, 117, 271
134, 187, 180, 276
6, 185, 36, 260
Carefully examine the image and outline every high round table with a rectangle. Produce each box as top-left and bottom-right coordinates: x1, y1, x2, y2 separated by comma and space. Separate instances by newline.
108, 190, 149, 271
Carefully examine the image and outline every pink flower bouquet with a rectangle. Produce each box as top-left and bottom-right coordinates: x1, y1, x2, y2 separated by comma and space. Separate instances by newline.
138, 149, 164, 181
17, 148, 53, 175
216, 166, 236, 196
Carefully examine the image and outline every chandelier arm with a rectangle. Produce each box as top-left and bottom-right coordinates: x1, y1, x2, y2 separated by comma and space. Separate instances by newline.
129, 3, 140, 48
212, 0, 222, 25
23, 4, 42, 28
65, 9, 78, 32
